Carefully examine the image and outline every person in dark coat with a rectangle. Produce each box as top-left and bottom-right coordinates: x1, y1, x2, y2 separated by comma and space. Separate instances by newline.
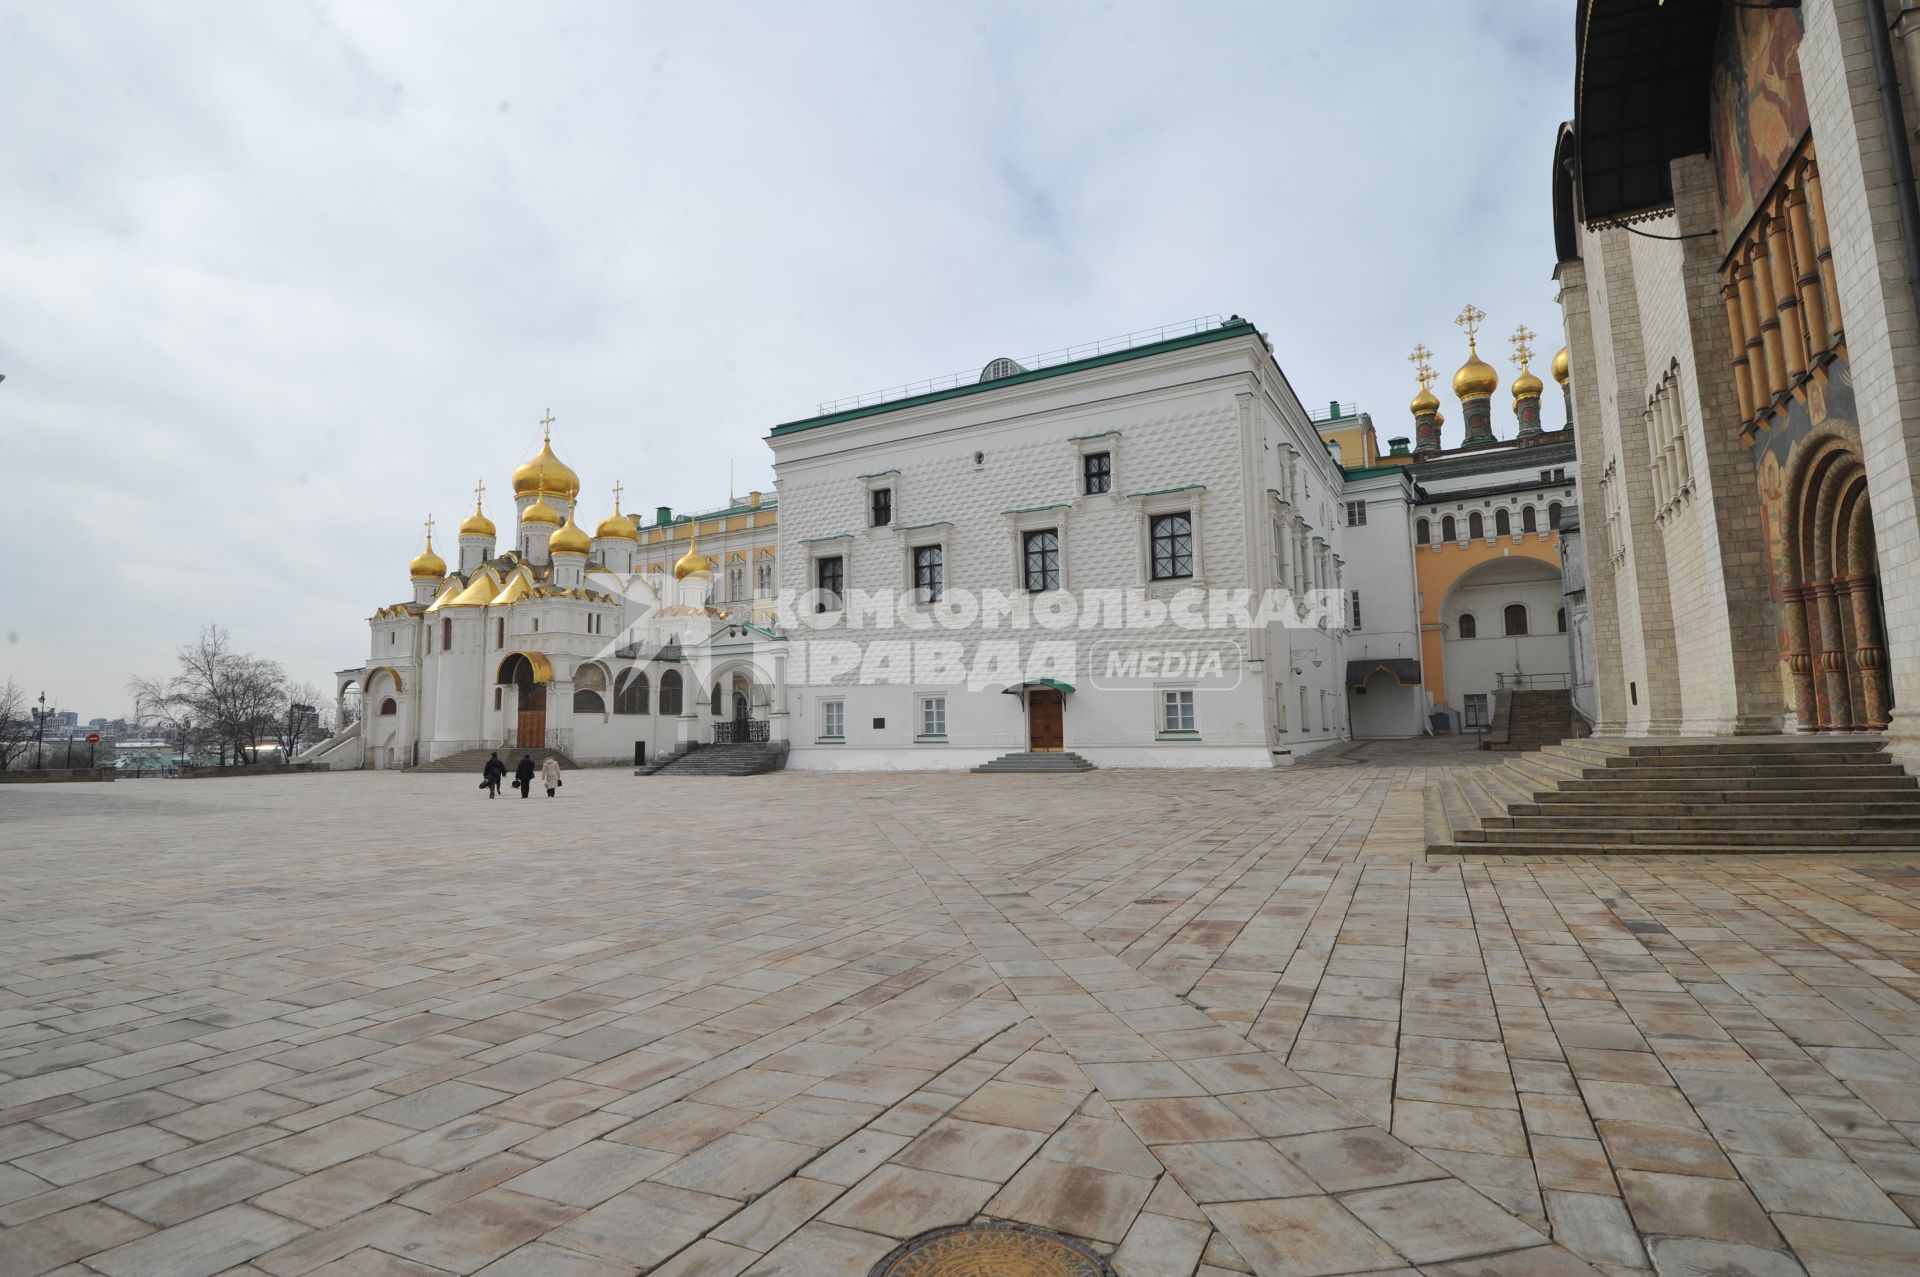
514, 753, 536, 798
481, 751, 506, 798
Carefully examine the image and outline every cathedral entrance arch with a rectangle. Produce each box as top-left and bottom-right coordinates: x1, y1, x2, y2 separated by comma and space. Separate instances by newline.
1780, 440, 1889, 730
498, 653, 553, 747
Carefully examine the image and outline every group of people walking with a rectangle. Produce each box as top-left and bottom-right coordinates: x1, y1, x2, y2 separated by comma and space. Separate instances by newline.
482, 750, 562, 798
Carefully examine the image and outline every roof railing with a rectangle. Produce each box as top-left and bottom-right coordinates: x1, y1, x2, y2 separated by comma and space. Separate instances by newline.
1309, 400, 1359, 423
812, 314, 1232, 416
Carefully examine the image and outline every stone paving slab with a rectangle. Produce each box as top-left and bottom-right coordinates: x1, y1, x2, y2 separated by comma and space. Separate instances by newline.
0, 758, 1915, 1275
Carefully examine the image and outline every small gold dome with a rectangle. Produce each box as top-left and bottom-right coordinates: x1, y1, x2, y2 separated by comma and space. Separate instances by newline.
1410, 385, 1440, 416
673, 536, 714, 579
1511, 367, 1545, 402
521, 495, 562, 526
549, 513, 592, 557
511, 430, 581, 499
459, 502, 496, 538
1551, 345, 1570, 385
408, 535, 446, 580
595, 501, 638, 542
1453, 350, 1499, 400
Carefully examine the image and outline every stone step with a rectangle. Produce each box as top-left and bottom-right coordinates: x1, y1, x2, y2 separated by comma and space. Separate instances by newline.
1555, 773, 1917, 792
644, 745, 786, 778
1541, 785, 1920, 805
1475, 825, 1920, 848
1508, 799, 1920, 818
1431, 841, 1920, 857
1611, 738, 1886, 755
1487, 811, 1920, 831
1553, 750, 1895, 769
414, 746, 575, 775
973, 752, 1096, 773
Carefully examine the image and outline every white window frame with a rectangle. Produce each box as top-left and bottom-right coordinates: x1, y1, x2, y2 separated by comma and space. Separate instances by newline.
1345, 500, 1368, 527
1348, 590, 1362, 631
819, 698, 846, 742
908, 537, 945, 606
811, 550, 847, 614
917, 694, 947, 741
1071, 431, 1120, 501
861, 472, 900, 529
1158, 687, 1198, 737
1139, 491, 1204, 587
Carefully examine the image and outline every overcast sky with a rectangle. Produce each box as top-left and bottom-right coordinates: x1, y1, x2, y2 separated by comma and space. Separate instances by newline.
2, 1, 1574, 720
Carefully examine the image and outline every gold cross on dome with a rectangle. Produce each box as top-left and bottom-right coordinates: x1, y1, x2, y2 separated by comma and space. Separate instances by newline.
610, 480, 624, 512
1454, 303, 1486, 349
473, 479, 485, 507
539, 408, 556, 437
1408, 343, 1435, 389
1510, 324, 1537, 368
424, 514, 434, 541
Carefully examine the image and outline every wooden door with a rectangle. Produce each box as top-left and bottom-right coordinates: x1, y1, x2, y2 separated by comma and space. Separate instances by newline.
516, 683, 547, 747
1027, 688, 1063, 752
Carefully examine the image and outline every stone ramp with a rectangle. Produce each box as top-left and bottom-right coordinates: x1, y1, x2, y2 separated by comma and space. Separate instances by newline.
1427, 735, 1920, 854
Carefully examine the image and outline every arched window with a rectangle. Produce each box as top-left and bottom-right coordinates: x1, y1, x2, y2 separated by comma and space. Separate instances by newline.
1557, 607, 1568, 634
378, 697, 397, 716
710, 683, 724, 716
1442, 515, 1457, 542
1504, 604, 1529, 636
1469, 512, 1485, 539
1522, 506, 1538, 533
1457, 613, 1477, 639
614, 670, 649, 714
1548, 501, 1563, 530
659, 670, 683, 716
1416, 517, 1430, 545
496, 618, 505, 649
1494, 508, 1511, 537
573, 663, 607, 714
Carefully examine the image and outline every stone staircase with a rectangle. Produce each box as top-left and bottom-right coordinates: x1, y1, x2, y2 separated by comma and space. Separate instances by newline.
413, 745, 574, 775
972, 752, 1096, 774
1483, 688, 1580, 752
1426, 736, 1920, 855
638, 742, 786, 777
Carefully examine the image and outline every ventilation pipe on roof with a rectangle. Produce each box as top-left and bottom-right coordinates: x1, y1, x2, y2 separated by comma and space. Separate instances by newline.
1870, 0, 1920, 341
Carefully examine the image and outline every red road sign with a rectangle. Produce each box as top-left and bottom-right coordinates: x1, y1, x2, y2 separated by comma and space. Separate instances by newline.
86, 733, 101, 742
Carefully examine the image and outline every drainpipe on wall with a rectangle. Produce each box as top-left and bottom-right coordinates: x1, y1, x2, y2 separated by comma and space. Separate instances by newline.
1869, 0, 1920, 332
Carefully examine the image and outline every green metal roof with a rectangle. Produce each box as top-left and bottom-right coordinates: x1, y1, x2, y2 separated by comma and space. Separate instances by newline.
770, 320, 1259, 437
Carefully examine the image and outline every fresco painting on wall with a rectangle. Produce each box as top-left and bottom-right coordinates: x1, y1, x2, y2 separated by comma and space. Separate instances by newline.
1709, 6, 1810, 249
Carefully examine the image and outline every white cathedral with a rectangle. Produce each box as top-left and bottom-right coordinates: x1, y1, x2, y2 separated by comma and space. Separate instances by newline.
317, 421, 787, 771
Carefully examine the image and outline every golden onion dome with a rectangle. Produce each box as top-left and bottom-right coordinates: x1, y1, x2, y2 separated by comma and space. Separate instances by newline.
459, 501, 496, 539
1453, 350, 1500, 399
673, 536, 714, 579
511, 430, 581, 499
549, 513, 592, 557
595, 501, 639, 542
1410, 385, 1440, 416
1511, 366, 1545, 402
521, 494, 563, 526
408, 535, 447, 580
1551, 345, 1570, 385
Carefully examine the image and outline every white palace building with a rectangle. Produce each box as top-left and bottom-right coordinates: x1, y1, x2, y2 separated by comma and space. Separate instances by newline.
318, 315, 1585, 772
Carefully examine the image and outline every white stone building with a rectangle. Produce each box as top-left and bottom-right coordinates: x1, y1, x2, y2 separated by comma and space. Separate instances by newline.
317, 427, 785, 771
1559, 0, 1920, 753
767, 317, 1354, 770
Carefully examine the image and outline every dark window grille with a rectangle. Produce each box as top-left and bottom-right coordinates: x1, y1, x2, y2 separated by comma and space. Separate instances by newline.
1023, 529, 1060, 592
871, 488, 892, 526
1083, 451, 1111, 494
913, 545, 943, 603
1150, 512, 1193, 580
816, 556, 844, 611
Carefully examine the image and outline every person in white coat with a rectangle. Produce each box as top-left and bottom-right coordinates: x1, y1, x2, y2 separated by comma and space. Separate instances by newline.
541, 755, 563, 798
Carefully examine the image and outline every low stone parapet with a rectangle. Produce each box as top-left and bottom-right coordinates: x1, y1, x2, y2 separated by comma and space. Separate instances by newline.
177, 762, 319, 779
0, 768, 116, 783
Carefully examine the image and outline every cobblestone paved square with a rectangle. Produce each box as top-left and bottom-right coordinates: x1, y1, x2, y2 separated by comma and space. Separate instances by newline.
3, 748, 1919, 1275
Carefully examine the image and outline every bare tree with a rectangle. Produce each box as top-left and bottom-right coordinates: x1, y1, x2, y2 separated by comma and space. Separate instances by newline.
130, 626, 295, 766
0, 680, 34, 771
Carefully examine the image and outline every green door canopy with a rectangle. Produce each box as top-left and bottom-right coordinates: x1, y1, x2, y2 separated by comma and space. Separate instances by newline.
1001, 678, 1076, 696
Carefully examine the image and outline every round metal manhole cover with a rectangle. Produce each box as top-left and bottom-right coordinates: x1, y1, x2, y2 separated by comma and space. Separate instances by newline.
870, 1222, 1115, 1276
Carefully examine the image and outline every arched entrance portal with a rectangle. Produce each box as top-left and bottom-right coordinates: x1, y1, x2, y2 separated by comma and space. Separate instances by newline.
498, 653, 552, 747
1782, 441, 1890, 730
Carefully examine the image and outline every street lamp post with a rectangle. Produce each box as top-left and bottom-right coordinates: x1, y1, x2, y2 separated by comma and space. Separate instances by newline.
33, 691, 45, 770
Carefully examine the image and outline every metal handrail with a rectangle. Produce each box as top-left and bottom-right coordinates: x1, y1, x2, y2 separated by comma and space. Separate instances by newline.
1495, 673, 1570, 689
813, 315, 1229, 415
